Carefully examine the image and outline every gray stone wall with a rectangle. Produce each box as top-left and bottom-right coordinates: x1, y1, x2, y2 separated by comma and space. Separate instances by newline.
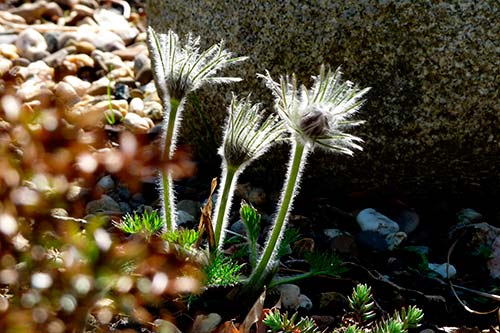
147, 1, 500, 198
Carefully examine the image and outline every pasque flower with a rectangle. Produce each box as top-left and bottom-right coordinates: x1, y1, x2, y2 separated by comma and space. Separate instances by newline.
246, 65, 370, 289
213, 94, 285, 249
147, 27, 247, 231
260, 65, 368, 154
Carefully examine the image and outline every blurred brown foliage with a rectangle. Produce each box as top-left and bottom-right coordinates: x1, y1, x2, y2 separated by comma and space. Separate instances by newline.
0, 58, 201, 332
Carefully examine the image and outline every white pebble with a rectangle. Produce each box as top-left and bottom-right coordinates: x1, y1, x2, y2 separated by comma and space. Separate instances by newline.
357, 208, 400, 236
123, 113, 154, 134
129, 97, 145, 115
428, 263, 456, 279
277, 284, 301, 310
16, 28, 48, 61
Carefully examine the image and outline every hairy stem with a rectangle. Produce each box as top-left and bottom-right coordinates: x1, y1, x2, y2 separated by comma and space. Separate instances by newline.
213, 163, 239, 249
246, 141, 308, 289
161, 98, 181, 231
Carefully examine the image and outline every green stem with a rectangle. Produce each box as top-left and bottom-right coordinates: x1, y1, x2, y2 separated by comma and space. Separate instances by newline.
161, 98, 180, 231
213, 164, 239, 249
268, 271, 317, 289
246, 141, 307, 289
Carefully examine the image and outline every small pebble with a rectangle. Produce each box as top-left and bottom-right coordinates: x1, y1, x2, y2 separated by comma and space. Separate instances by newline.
189, 313, 222, 333
330, 234, 357, 255
488, 236, 500, 279
66, 99, 108, 128
97, 175, 115, 192
428, 263, 456, 279
236, 183, 267, 206
77, 0, 98, 8
324, 228, 343, 239
356, 230, 389, 252
0, 58, 13, 76
72, 4, 94, 17
143, 101, 163, 120
92, 49, 127, 71
129, 97, 145, 115
177, 200, 201, 220
115, 82, 130, 100
50, 207, 69, 218
0, 34, 18, 45
0, 11, 26, 24
115, 186, 130, 201
134, 52, 152, 84
154, 320, 181, 333
54, 0, 78, 9
26, 60, 53, 79
100, 99, 129, 116
44, 32, 60, 53
16, 28, 49, 61
176, 210, 195, 226
385, 231, 407, 250
457, 208, 482, 225
123, 113, 154, 134
319, 291, 349, 311
12, 57, 30, 67
69, 40, 96, 54
9, 1, 47, 23
87, 77, 113, 96
18, 78, 53, 106
277, 284, 301, 310
113, 43, 148, 61
43, 47, 72, 67
66, 184, 89, 202
0, 44, 19, 60
93, 30, 125, 52
85, 194, 122, 215
63, 53, 94, 70
42, 2, 64, 20
298, 294, 313, 310
119, 202, 132, 214
130, 193, 146, 207
54, 81, 81, 108
394, 209, 419, 234
93, 9, 138, 45
356, 208, 400, 236
62, 75, 91, 96
230, 220, 246, 235
419, 329, 435, 333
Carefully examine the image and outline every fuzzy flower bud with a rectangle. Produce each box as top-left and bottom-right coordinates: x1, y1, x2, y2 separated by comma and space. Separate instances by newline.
299, 105, 330, 139
220, 94, 285, 169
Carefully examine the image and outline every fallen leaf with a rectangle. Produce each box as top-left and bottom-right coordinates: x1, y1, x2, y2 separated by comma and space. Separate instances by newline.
239, 289, 266, 333
196, 177, 217, 250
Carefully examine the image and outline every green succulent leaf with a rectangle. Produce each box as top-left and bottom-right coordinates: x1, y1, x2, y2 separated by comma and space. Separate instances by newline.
114, 209, 163, 237
263, 309, 320, 333
348, 284, 376, 324
163, 228, 200, 249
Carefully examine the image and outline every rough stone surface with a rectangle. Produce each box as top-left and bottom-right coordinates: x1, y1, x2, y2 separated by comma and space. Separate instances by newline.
147, 1, 500, 199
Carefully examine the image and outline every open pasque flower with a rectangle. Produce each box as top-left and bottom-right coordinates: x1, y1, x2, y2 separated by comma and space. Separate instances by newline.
213, 94, 285, 249
246, 65, 370, 290
147, 27, 247, 231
